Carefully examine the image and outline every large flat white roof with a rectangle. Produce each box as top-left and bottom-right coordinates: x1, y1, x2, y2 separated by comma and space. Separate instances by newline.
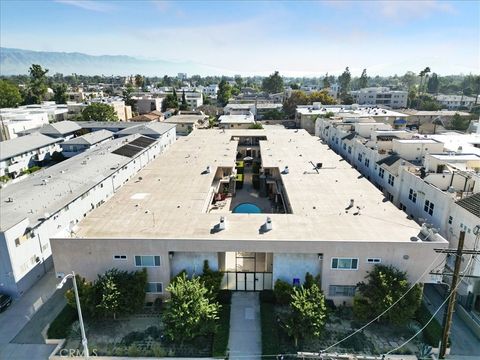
73, 127, 435, 243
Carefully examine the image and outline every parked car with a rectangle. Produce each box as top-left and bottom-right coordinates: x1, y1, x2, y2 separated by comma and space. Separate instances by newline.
0, 293, 12, 312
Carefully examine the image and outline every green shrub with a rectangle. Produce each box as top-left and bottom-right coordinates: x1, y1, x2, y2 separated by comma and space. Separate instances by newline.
261, 302, 280, 355
151, 343, 167, 357
47, 304, 78, 339
259, 290, 276, 304
21, 165, 41, 175
145, 326, 161, 340
212, 303, 230, 357
122, 331, 145, 346
274, 279, 293, 305
127, 344, 141, 357
217, 290, 232, 305
416, 302, 444, 347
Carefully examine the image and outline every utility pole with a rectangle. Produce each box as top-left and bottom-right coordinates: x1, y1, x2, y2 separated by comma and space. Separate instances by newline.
439, 231, 465, 359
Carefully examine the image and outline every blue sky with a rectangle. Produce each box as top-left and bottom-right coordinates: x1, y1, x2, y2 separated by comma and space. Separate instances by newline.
1, 0, 479, 76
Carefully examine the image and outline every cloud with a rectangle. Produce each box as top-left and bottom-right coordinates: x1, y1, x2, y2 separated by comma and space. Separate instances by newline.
377, 0, 455, 19
54, 0, 113, 12
151, 0, 171, 12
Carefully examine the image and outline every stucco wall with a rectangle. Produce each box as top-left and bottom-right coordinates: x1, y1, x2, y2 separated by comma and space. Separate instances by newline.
170, 252, 218, 277
273, 253, 321, 285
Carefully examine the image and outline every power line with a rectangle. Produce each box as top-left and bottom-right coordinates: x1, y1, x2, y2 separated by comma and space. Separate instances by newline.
383, 255, 474, 356
319, 251, 445, 353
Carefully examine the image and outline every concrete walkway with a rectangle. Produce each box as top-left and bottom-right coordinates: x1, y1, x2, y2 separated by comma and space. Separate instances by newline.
0, 270, 66, 359
228, 292, 262, 360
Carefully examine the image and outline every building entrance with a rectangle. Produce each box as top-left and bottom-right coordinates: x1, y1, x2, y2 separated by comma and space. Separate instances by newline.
220, 252, 273, 291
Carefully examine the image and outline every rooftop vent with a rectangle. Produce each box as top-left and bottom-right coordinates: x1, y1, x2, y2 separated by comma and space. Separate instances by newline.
282, 166, 289, 174
219, 216, 226, 230
264, 217, 273, 232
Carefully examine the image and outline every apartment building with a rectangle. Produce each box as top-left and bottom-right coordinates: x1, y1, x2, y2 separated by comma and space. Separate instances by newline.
315, 115, 480, 318
89, 97, 132, 121
51, 128, 447, 306
350, 87, 408, 109
218, 113, 255, 129
176, 91, 203, 108
224, 103, 283, 120
60, 130, 114, 158
435, 94, 477, 110
0, 132, 176, 297
134, 97, 164, 115
164, 112, 208, 135
0, 133, 62, 177
203, 84, 219, 98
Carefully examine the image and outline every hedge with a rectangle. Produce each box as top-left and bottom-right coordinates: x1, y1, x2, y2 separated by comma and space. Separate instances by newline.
416, 302, 445, 347
260, 302, 280, 355
212, 304, 231, 357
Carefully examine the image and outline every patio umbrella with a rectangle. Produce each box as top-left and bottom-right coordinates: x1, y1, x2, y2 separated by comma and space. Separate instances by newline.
243, 156, 254, 161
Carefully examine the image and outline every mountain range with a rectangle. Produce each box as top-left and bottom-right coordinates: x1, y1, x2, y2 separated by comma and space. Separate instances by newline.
0, 47, 222, 76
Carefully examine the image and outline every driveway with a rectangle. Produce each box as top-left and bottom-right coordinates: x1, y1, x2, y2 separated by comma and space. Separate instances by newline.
423, 284, 480, 356
0, 270, 68, 360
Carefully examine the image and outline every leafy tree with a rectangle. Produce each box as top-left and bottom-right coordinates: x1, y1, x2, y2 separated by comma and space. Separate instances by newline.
162, 94, 178, 111
353, 264, 422, 325
179, 90, 189, 111
53, 83, 68, 104
122, 85, 135, 108
96, 273, 121, 319
358, 68, 368, 89
274, 279, 293, 305
249, 123, 264, 129
66, 275, 98, 317
217, 79, 232, 107
24, 64, 49, 104
309, 90, 336, 105
284, 91, 309, 118
134, 74, 144, 88
262, 71, 284, 94
322, 73, 331, 89
338, 66, 352, 101
200, 260, 223, 300
281, 284, 328, 348
427, 73, 439, 94
82, 103, 118, 121
401, 71, 418, 92
163, 273, 220, 343
261, 109, 284, 120
448, 113, 471, 131
0, 80, 22, 108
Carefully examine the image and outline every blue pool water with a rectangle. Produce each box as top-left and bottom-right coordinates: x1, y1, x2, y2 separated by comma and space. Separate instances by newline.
233, 203, 262, 214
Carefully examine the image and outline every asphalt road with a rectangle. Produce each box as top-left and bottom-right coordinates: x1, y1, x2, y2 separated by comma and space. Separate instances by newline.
423, 284, 480, 356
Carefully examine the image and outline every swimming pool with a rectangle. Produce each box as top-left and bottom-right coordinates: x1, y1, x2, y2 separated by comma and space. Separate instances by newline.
233, 203, 262, 214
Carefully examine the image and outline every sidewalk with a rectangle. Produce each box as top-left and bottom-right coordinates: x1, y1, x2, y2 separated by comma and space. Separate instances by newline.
228, 292, 262, 360
0, 270, 65, 360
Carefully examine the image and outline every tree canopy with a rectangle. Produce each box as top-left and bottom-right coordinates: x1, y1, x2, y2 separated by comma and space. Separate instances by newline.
353, 264, 422, 325
217, 79, 232, 107
81, 102, 118, 121
24, 64, 49, 104
262, 71, 284, 94
283, 90, 336, 118
162, 94, 178, 111
338, 66, 352, 101
53, 83, 68, 104
0, 80, 22, 108
358, 69, 368, 89
163, 272, 220, 343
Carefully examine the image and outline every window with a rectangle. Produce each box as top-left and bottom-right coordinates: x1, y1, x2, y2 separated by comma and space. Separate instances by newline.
408, 189, 417, 203
114, 255, 127, 260
424, 200, 434, 216
365, 158, 370, 167
328, 285, 356, 297
448, 216, 453, 225
358, 153, 363, 162
378, 168, 384, 178
135, 255, 161, 267
348, 146, 352, 154
331, 258, 358, 270
343, 143, 347, 150
367, 258, 382, 264
145, 282, 163, 293
388, 174, 395, 186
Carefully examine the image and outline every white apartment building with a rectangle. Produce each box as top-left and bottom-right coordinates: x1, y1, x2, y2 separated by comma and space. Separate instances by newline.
60, 130, 114, 158
224, 103, 283, 120
203, 84, 219, 98
89, 97, 132, 121
0, 132, 176, 297
0, 133, 62, 177
435, 94, 477, 110
164, 112, 208, 135
176, 91, 203, 109
218, 113, 255, 129
315, 116, 480, 320
134, 97, 164, 115
350, 87, 408, 109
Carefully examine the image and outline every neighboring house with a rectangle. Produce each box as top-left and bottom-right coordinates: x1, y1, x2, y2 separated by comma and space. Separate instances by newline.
50, 128, 447, 306
130, 111, 164, 122
0, 133, 175, 298
398, 110, 472, 130
218, 113, 255, 129
175, 91, 203, 108
164, 111, 208, 135
89, 97, 132, 121
350, 87, 408, 108
224, 103, 283, 119
135, 97, 164, 115
203, 84, 219, 98
435, 94, 477, 110
60, 130, 114, 158
0, 133, 62, 177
